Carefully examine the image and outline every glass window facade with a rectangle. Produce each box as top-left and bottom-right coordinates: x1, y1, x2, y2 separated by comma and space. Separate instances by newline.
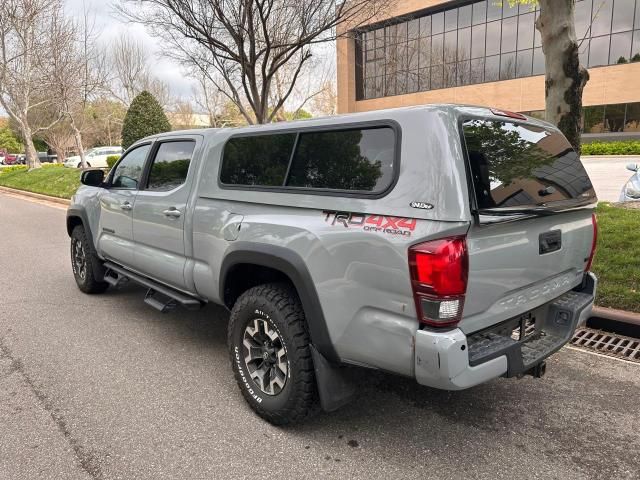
358, 0, 640, 100
521, 102, 640, 134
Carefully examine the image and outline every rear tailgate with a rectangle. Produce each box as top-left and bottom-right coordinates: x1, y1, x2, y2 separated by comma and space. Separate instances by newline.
459, 117, 597, 334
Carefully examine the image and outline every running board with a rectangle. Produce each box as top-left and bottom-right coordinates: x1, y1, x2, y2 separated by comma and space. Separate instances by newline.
103, 261, 203, 312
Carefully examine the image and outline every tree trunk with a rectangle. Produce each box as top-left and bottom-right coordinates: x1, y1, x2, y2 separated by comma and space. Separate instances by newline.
71, 120, 87, 169
22, 124, 41, 170
53, 147, 66, 163
537, 0, 589, 153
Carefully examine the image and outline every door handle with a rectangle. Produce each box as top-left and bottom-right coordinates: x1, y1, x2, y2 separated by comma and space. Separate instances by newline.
120, 202, 133, 211
163, 208, 182, 218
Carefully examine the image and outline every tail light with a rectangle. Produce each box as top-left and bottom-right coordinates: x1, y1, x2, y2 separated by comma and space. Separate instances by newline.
585, 213, 598, 272
408, 236, 468, 328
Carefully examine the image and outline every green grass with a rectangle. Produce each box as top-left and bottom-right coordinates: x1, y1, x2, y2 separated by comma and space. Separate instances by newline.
592, 203, 640, 312
0, 165, 81, 199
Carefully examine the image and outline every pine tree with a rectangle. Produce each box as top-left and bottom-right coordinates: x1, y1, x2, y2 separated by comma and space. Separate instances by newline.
121, 91, 171, 149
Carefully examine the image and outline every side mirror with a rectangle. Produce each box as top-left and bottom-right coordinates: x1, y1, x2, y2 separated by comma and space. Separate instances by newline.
626, 163, 639, 172
80, 169, 105, 187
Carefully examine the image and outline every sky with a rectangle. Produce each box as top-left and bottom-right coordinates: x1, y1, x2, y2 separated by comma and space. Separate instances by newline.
66, 0, 198, 99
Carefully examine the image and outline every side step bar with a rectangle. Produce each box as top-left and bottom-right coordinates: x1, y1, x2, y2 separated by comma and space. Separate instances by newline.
103, 261, 203, 312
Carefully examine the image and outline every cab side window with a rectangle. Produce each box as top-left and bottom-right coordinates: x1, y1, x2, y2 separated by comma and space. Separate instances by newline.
111, 144, 151, 190
146, 141, 195, 191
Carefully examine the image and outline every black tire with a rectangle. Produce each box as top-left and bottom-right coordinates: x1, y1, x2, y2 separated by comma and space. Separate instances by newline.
70, 225, 109, 294
228, 283, 317, 425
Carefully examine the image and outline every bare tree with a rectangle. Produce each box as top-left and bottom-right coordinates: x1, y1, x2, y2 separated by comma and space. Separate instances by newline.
169, 100, 196, 129
192, 72, 226, 127
82, 97, 127, 146
109, 34, 172, 108
48, 5, 107, 168
0, 0, 67, 169
117, 0, 388, 124
309, 80, 337, 117
270, 48, 335, 120
37, 117, 75, 162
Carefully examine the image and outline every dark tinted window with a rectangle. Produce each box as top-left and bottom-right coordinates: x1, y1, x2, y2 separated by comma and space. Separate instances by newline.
463, 119, 596, 210
220, 134, 296, 186
609, 31, 632, 63
625, 102, 640, 131
501, 16, 517, 53
147, 141, 194, 191
612, 0, 634, 33
591, 0, 613, 37
472, 1, 487, 25
287, 128, 396, 192
604, 103, 626, 132
111, 145, 150, 189
486, 21, 501, 56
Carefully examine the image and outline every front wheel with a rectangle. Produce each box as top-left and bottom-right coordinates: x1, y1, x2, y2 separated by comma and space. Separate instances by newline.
70, 225, 108, 294
228, 283, 317, 425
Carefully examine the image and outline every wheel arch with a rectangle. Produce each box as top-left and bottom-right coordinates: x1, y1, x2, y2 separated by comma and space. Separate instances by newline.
66, 208, 96, 253
220, 242, 340, 364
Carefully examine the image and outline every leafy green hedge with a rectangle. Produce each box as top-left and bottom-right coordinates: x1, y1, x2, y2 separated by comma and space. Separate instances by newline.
106, 155, 121, 169
582, 140, 640, 156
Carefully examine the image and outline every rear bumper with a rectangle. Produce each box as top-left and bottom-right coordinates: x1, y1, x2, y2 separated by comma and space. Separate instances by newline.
414, 272, 597, 390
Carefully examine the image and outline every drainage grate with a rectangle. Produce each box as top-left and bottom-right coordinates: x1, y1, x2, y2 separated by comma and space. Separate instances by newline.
571, 328, 640, 363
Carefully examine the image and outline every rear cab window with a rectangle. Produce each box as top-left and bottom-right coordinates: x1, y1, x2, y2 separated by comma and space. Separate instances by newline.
462, 119, 596, 219
219, 126, 397, 195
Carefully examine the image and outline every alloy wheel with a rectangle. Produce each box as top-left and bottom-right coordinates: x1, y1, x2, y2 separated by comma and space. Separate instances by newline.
242, 318, 289, 395
72, 238, 87, 281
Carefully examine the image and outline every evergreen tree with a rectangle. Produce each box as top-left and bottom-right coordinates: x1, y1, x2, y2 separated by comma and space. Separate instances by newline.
121, 91, 171, 149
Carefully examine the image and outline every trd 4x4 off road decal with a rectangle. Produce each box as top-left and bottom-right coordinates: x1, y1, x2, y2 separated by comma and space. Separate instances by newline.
323, 211, 417, 237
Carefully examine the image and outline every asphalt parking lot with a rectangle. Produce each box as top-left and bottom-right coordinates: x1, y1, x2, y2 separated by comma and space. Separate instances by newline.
0, 192, 639, 480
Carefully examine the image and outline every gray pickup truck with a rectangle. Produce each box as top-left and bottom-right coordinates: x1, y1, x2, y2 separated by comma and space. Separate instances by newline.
67, 105, 598, 425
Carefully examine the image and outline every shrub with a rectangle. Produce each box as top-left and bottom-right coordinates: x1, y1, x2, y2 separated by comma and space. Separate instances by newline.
42, 162, 64, 168
0, 165, 27, 174
106, 155, 121, 169
582, 140, 640, 156
121, 91, 171, 149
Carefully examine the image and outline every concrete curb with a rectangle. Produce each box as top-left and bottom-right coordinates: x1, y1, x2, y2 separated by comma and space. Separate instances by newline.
0, 186, 71, 206
592, 306, 640, 327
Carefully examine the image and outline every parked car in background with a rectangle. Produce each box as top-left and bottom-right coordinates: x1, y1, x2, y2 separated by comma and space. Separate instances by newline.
38, 152, 54, 163
4, 154, 19, 165
0, 151, 6, 165
620, 163, 640, 201
64, 146, 123, 168
16, 154, 26, 165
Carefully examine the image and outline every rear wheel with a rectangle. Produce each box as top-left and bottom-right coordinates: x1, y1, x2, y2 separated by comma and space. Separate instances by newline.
70, 225, 108, 294
228, 283, 317, 425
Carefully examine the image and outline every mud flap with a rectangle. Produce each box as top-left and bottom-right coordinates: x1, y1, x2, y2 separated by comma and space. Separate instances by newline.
310, 344, 356, 412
